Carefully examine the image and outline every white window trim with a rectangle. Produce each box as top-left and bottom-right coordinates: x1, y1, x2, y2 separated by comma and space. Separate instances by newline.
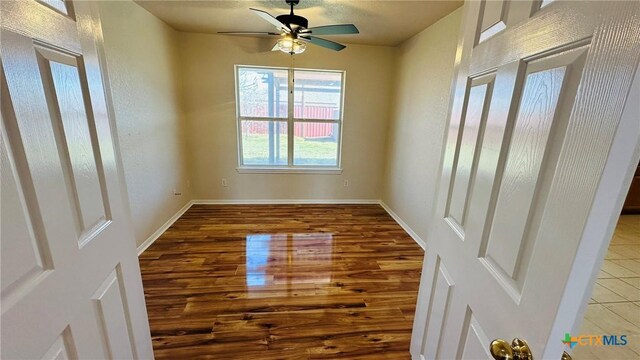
235, 65, 345, 172
236, 167, 343, 174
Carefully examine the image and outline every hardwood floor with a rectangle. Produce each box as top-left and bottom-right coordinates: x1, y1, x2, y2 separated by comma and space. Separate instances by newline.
139, 204, 424, 359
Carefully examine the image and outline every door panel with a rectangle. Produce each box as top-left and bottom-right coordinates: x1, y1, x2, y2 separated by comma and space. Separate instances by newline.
420, 258, 454, 359
478, 0, 508, 43
481, 46, 588, 286
0, 125, 53, 299
92, 268, 135, 359
446, 74, 494, 232
484, 65, 567, 278
458, 311, 491, 360
37, 0, 72, 16
1, 29, 76, 313
41, 328, 77, 360
36, 45, 111, 246
1, 1, 153, 359
411, 1, 640, 359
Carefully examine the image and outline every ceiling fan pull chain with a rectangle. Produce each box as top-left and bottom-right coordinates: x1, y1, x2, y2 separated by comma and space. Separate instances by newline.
291, 55, 295, 81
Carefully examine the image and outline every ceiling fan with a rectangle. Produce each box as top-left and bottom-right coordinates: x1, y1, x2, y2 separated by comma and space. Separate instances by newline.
218, 0, 359, 54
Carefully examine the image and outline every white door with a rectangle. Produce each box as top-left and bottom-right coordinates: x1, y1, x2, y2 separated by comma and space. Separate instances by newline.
411, 0, 640, 359
1, 1, 153, 358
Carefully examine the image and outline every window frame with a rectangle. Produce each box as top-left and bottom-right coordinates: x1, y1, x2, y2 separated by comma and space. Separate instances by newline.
235, 65, 345, 173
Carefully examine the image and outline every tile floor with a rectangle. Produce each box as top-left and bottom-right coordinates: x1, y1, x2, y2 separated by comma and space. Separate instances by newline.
573, 215, 640, 359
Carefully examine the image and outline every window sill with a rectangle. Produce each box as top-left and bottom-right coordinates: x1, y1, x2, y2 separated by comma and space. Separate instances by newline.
236, 167, 343, 174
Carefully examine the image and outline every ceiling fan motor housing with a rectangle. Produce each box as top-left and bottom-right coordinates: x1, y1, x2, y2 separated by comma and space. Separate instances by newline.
280, 0, 307, 30
276, 14, 308, 30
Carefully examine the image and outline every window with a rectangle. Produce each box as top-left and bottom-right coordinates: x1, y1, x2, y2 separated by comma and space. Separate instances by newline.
235, 65, 344, 171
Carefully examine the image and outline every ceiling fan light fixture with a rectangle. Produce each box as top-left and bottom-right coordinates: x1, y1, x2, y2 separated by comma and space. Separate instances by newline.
222, 1, 358, 54
278, 36, 306, 54
291, 40, 306, 54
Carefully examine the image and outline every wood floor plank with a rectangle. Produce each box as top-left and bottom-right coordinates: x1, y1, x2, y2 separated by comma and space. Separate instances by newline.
140, 204, 423, 359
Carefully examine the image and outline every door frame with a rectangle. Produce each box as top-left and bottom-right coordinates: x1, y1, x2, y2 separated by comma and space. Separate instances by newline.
545, 65, 640, 357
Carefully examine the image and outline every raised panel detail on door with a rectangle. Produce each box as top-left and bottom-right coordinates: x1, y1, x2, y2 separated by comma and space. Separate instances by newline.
41, 327, 77, 360
420, 257, 455, 360
92, 267, 135, 360
478, 0, 508, 43
37, 0, 73, 17
35, 46, 111, 247
446, 74, 495, 237
479, 45, 589, 297
456, 309, 492, 359
0, 87, 53, 304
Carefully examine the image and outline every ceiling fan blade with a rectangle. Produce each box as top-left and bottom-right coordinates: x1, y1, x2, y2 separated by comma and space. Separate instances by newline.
218, 31, 281, 36
249, 8, 291, 33
299, 35, 346, 51
300, 24, 359, 36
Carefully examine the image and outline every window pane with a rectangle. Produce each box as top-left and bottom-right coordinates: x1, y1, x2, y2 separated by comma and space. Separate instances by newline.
294, 70, 342, 120
238, 67, 288, 118
241, 121, 288, 166
293, 122, 339, 166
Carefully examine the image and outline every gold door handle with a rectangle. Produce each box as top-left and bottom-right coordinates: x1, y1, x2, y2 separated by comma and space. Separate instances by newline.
489, 338, 533, 360
561, 351, 572, 360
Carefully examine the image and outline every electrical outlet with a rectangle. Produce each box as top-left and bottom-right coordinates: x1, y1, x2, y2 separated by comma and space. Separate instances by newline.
343, 179, 349, 187
187, 180, 191, 188
221, 178, 228, 187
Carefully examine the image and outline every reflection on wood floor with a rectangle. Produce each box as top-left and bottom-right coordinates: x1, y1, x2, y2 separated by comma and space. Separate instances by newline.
574, 215, 640, 359
139, 204, 424, 359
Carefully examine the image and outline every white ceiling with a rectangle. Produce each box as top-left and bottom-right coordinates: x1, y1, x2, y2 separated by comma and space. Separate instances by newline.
136, 0, 463, 46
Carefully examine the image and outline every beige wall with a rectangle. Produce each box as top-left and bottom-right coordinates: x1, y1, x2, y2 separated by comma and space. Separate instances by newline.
179, 33, 395, 200
382, 9, 463, 241
97, 0, 462, 246
99, 1, 191, 246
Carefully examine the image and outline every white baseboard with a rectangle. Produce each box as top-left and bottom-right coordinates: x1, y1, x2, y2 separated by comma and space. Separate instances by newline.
379, 201, 426, 250
192, 199, 380, 205
136, 200, 194, 256
136, 198, 425, 256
